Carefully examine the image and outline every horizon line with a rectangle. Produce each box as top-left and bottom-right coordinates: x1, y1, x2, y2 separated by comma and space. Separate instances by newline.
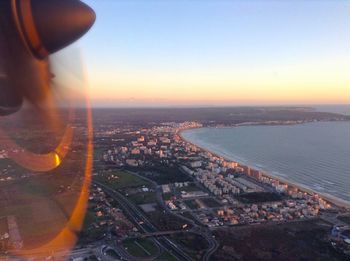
56, 103, 350, 110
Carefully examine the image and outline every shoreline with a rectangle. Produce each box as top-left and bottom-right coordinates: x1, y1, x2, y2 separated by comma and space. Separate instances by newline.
178, 126, 350, 209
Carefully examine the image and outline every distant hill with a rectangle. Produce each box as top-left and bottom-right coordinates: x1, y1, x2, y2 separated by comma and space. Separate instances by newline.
91, 106, 349, 126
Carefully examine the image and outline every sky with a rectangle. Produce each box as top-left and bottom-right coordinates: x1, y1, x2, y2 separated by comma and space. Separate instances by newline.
73, 0, 350, 107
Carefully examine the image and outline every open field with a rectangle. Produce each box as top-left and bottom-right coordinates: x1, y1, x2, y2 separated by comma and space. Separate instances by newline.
169, 232, 209, 260
184, 199, 200, 210
0, 156, 89, 249
147, 211, 191, 231
155, 250, 178, 261
127, 191, 157, 205
105, 249, 121, 260
200, 197, 222, 208
236, 192, 283, 204
94, 170, 150, 189
136, 165, 192, 185
180, 212, 203, 227
123, 238, 159, 258
0, 174, 83, 249
127, 192, 157, 205
78, 210, 105, 245
212, 219, 347, 261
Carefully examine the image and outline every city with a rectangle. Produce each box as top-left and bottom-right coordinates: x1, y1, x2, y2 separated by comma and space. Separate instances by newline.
0, 108, 350, 260
1, 0, 350, 260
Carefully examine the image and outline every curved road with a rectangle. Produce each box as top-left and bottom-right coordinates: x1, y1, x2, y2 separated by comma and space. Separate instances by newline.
94, 181, 194, 261
125, 170, 219, 261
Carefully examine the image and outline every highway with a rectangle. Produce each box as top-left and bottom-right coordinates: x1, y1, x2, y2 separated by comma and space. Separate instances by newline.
203, 234, 219, 261
125, 170, 219, 260
94, 181, 195, 261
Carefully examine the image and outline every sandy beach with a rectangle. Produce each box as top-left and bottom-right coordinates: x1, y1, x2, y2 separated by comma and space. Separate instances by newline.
179, 127, 350, 209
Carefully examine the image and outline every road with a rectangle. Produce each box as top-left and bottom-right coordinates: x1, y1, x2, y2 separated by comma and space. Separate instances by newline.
127, 170, 219, 260
94, 181, 195, 261
202, 233, 219, 261
320, 212, 349, 227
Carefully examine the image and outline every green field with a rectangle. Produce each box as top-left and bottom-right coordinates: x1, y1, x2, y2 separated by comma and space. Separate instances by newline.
0, 174, 82, 248
94, 170, 151, 189
236, 192, 282, 203
184, 199, 200, 210
127, 192, 157, 205
200, 197, 221, 208
136, 165, 192, 185
105, 249, 121, 260
123, 238, 159, 258
170, 232, 209, 260
155, 251, 178, 261
78, 209, 105, 244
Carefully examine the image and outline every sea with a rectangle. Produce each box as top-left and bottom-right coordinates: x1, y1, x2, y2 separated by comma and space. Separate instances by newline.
182, 106, 350, 203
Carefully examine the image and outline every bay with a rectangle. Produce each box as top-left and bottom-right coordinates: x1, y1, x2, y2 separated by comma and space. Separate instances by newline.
182, 121, 350, 202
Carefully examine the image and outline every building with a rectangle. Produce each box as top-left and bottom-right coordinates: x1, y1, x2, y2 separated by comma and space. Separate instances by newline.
190, 161, 202, 168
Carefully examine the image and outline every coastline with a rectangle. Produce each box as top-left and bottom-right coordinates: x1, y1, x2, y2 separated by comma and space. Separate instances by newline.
178, 126, 350, 209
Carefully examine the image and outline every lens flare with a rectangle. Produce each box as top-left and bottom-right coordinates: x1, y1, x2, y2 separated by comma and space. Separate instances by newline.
15, 95, 93, 257
0, 109, 74, 172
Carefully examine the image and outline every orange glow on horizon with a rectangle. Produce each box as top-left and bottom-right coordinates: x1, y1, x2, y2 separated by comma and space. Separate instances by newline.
88, 61, 350, 105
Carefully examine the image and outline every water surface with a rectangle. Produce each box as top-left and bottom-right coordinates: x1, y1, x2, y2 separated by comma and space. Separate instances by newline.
182, 121, 350, 202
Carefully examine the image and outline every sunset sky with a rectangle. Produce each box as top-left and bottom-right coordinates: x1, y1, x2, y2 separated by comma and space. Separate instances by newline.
76, 0, 350, 107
